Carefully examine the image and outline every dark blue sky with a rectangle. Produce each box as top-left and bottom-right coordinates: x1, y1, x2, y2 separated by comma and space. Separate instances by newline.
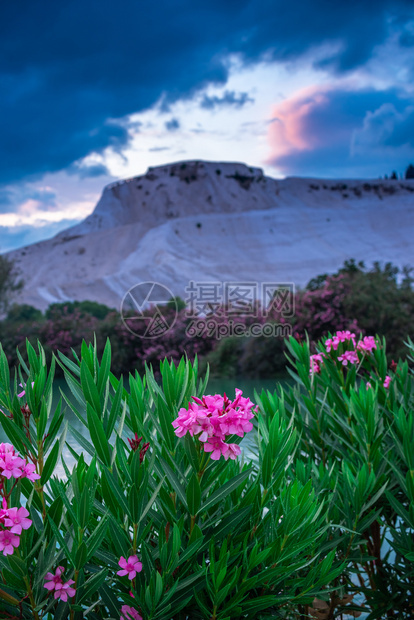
1, 0, 414, 250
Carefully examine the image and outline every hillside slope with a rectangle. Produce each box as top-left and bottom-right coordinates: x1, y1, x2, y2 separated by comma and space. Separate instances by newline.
7, 160, 414, 310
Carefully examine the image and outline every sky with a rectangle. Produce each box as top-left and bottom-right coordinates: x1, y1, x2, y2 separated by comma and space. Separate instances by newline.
1, 0, 414, 252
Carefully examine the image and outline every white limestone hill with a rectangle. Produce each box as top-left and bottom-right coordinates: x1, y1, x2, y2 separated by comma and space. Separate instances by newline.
7, 160, 414, 311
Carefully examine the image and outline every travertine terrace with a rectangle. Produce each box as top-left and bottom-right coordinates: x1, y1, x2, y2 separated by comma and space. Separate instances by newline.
7, 160, 414, 310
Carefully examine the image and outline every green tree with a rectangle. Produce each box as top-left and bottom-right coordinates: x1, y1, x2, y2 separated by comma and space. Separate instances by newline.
405, 163, 414, 179
0, 254, 23, 313
6, 303, 42, 322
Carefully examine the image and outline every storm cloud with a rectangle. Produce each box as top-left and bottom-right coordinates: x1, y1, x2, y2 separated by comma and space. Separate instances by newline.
1, 0, 414, 185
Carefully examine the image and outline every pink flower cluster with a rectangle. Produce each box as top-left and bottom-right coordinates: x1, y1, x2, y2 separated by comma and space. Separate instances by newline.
0, 443, 40, 482
367, 377, 391, 389
310, 332, 393, 389
310, 353, 325, 374
325, 330, 356, 352
44, 566, 76, 602
357, 336, 377, 353
0, 498, 32, 556
172, 390, 257, 461
0, 443, 37, 557
310, 331, 367, 375
338, 350, 359, 366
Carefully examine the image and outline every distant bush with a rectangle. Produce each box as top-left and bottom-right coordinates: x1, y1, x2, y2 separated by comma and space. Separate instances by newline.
295, 259, 414, 360
6, 303, 42, 323
202, 336, 245, 378
166, 295, 186, 312
45, 300, 113, 320
0, 261, 413, 378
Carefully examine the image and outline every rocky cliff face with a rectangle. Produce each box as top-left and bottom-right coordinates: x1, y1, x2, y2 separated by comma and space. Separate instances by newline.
65, 161, 275, 235
7, 160, 414, 310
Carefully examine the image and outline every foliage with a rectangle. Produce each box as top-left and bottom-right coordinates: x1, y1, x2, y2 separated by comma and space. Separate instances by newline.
7, 304, 43, 323
0, 332, 413, 618
0, 255, 23, 314
276, 330, 414, 618
294, 260, 414, 362
45, 301, 113, 321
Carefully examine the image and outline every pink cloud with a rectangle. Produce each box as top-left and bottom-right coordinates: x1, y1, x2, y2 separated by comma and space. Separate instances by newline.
267, 84, 334, 170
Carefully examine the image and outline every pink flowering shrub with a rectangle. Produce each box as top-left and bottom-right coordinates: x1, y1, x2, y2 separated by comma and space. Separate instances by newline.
0, 335, 412, 619
283, 331, 414, 617
308, 330, 394, 389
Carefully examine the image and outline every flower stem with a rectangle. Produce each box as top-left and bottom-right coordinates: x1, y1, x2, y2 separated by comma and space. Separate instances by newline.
133, 523, 138, 553
23, 576, 39, 620
189, 515, 196, 537
69, 570, 79, 620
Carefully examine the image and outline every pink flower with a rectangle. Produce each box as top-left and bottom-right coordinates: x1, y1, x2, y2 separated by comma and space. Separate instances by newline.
117, 556, 143, 580
0, 497, 8, 524
324, 336, 340, 352
0, 443, 39, 481
120, 605, 143, 620
222, 442, 242, 461
54, 580, 76, 602
357, 336, 377, 353
0, 453, 26, 479
44, 567, 76, 602
21, 463, 40, 481
336, 330, 356, 344
0, 443, 16, 459
203, 437, 230, 460
337, 351, 359, 366
4, 507, 32, 535
366, 382, 372, 390
17, 381, 34, 398
0, 530, 20, 555
384, 375, 391, 389
171, 403, 199, 438
44, 566, 66, 591
310, 353, 324, 375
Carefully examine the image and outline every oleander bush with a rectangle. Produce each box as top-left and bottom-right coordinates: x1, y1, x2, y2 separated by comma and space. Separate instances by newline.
0, 330, 412, 619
